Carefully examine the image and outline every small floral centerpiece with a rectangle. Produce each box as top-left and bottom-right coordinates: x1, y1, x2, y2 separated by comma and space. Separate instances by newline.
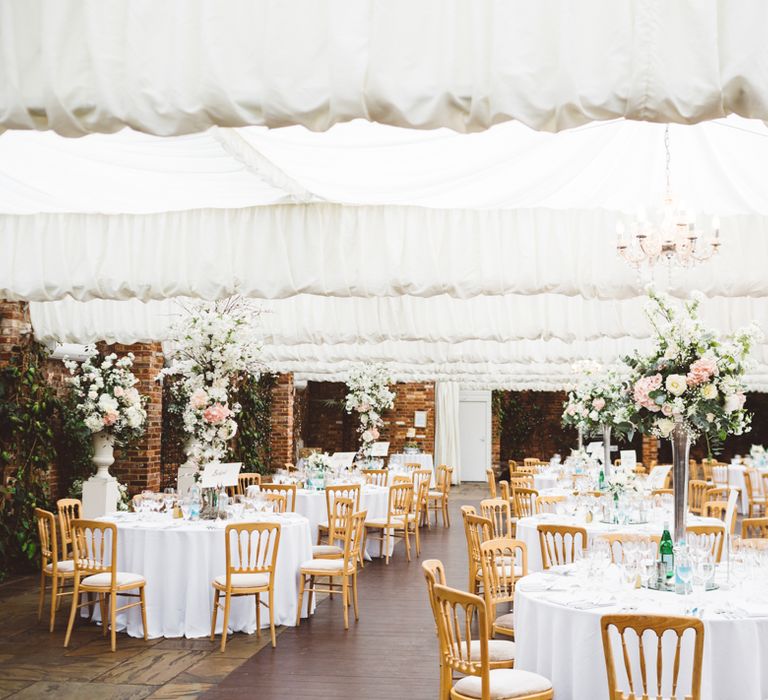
305, 451, 333, 474
624, 290, 760, 440
750, 445, 767, 467
603, 467, 641, 498
65, 349, 147, 443
159, 298, 264, 465
345, 364, 396, 457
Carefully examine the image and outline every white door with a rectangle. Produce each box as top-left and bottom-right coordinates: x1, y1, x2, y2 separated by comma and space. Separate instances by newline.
459, 392, 491, 481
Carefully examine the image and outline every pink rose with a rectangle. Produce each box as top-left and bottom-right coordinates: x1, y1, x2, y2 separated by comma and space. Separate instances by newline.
566, 405, 577, 416
633, 374, 663, 411
190, 388, 209, 410
359, 403, 371, 413
687, 357, 718, 386
103, 411, 119, 426
661, 403, 674, 417
592, 398, 606, 411
113, 386, 124, 398
370, 427, 380, 440
203, 402, 232, 424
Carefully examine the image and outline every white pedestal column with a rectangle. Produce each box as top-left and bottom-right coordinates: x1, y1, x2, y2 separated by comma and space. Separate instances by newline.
82, 475, 120, 518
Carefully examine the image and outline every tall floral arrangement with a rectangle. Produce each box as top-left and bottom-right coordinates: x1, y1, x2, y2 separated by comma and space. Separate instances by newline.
159, 298, 264, 464
624, 290, 761, 439
561, 361, 634, 438
345, 364, 396, 457
65, 349, 147, 444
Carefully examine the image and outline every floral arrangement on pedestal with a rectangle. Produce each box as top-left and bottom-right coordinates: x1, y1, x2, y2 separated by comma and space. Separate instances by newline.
344, 364, 396, 457
561, 361, 635, 439
159, 298, 264, 465
305, 451, 333, 473
64, 349, 147, 444
623, 290, 760, 440
603, 467, 642, 498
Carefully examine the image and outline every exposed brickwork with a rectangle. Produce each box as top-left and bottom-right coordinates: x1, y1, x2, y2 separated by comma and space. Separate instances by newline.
98, 342, 164, 494
641, 434, 659, 467
380, 382, 435, 455
269, 372, 294, 470
0, 300, 31, 367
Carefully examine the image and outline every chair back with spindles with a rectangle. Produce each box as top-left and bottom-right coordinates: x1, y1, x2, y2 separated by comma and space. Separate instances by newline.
518, 464, 538, 475
326, 496, 354, 545
71, 520, 116, 580
498, 480, 510, 501
741, 517, 768, 539
596, 533, 659, 564
486, 468, 497, 498
536, 495, 566, 514
436, 465, 453, 494
686, 525, 725, 562
507, 460, 518, 472
700, 459, 715, 482
479, 537, 527, 625
362, 469, 388, 487
462, 509, 492, 593
403, 463, 421, 473
687, 480, 709, 515
421, 559, 447, 628
388, 482, 413, 521
702, 500, 736, 533
263, 492, 288, 513
36, 508, 58, 571
509, 473, 535, 490
704, 486, 730, 502
56, 498, 81, 560
538, 524, 587, 569
325, 483, 362, 523
225, 521, 281, 584
479, 498, 514, 539
237, 472, 262, 496
512, 487, 538, 518
523, 458, 540, 467
413, 468, 432, 493
259, 483, 297, 511
601, 614, 704, 700
711, 464, 729, 486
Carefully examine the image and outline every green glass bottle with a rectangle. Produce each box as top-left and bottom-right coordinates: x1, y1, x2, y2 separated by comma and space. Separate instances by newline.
659, 521, 674, 580
598, 468, 606, 491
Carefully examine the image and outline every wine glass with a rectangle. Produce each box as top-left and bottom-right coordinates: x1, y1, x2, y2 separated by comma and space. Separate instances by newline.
676, 548, 694, 610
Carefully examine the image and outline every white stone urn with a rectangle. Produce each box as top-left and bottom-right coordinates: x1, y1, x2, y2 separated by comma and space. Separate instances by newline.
82, 430, 120, 518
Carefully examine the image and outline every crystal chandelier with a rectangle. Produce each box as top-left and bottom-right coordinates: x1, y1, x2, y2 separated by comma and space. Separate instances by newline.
616, 125, 721, 269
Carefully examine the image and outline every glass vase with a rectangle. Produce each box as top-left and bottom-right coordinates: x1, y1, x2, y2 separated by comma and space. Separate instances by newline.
602, 424, 612, 479
670, 421, 691, 543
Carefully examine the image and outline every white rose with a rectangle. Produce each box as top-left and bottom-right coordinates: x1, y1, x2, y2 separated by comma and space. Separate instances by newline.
656, 417, 675, 438
706, 413, 715, 423
97, 393, 119, 412
701, 383, 718, 401
84, 414, 104, 432
665, 374, 687, 397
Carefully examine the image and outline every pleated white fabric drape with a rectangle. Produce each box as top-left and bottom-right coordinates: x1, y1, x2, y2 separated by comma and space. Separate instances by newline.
435, 382, 462, 484
3, 1, 768, 135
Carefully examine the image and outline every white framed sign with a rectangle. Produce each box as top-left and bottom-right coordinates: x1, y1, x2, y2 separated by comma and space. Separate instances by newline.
414, 411, 427, 428
200, 462, 242, 488
620, 450, 637, 468
369, 441, 390, 457
331, 452, 357, 469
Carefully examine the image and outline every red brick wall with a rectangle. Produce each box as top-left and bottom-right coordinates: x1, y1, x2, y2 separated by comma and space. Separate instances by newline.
0, 300, 31, 367
269, 372, 294, 470
98, 341, 164, 494
380, 382, 435, 455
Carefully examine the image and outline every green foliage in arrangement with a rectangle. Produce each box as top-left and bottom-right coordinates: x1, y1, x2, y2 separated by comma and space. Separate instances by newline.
229, 373, 277, 475
0, 344, 57, 579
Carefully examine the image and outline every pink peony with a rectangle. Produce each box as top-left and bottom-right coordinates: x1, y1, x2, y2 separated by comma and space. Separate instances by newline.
102, 411, 119, 426
113, 386, 124, 397
566, 405, 577, 416
592, 398, 606, 411
661, 403, 674, 417
370, 427, 380, 440
633, 374, 663, 411
687, 357, 718, 386
359, 403, 371, 413
190, 388, 209, 410
203, 402, 232, 424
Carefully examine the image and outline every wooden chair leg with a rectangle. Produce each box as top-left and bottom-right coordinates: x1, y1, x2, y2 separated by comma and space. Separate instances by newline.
414, 522, 421, 557
255, 592, 261, 636
37, 570, 46, 622
100, 593, 108, 636
404, 527, 411, 562
342, 578, 349, 630
109, 592, 117, 652
444, 498, 451, 527
295, 575, 305, 626
385, 529, 391, 565
48, 576, 59, 632
220, 591, 231, 653
351, 571, 359, 621
63, 582, 79, 648
268, 587, 276, 648
139, 587, 148, 641
211, 590, 220, 640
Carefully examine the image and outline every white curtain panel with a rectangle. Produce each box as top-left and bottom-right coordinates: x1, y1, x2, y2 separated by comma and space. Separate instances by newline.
2, 1, 768, 135
435, 382, 461, 484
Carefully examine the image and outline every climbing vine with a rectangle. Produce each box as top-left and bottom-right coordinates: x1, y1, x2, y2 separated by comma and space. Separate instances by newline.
230, 373, 277, 474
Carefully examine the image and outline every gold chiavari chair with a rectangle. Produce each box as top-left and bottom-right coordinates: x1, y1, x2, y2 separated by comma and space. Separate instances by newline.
499, 480, 510, 501
601, 615, 704, 700
480, 498, 515, 539
517, 465, 538, 475
537, 524, 588, 570
711, 463, 730, 487
686, 524, 725, 562
259, 483, 297, 512
743, 467, 767, 517
297, 510, 367, 630
689, 460, 702, 481
688, 480, 710, 516
362, 468, 389, 487
523, 458, 540, 467
651, 488, 674, 497
409, 480, 431, 555
507, 460, 518, 472
263, 492, 287, 513
702, 500, 737, 534
403, 462, 422, 473
318, 483, 362, 544
511, 487, 538, 519
64, 520, 147, 652
412, 468, 432, 521
535, 495, 566, 514
421, 559, 447, 637
364, 483, 413, 564
508, 473, 535, 490
486, 468, 497, 499
596, 533, 660, 565
431, 584, 553, 700
741, 517, 768, 539
704, 486, 731, 502
427, 465, 453, 527
235, 472, 262, 497
56, 498, 81, 560
312, 496, 354, 560
479, 537, 528, 639
36, 509, 74, 632
700, 458, 715, 483
462, 508, 493, 594
211, 521, 281, 651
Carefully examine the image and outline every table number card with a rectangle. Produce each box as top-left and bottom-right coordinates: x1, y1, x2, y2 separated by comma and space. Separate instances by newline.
331, 452, 357, 469
200, 462, 242, 488
620, 450, 637, 468
369, 441, 390, 457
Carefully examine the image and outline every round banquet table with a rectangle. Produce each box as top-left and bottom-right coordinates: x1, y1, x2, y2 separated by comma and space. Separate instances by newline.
97, 511, 313, 638
517, 512, 724, 572
388, 453, 435, 483
295, 485, 390, 558
514, 569, 768, 700
533, 472, 561, 491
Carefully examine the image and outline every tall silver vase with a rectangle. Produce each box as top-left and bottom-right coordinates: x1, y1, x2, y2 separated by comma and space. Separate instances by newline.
670, 421, 691, 543
602, 424, 612, 478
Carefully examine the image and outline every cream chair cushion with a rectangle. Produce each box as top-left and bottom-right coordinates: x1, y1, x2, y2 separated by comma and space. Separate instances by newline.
453, 669, 552, 699
45, 559, 75, 573
469, 639, 516, 662
300, 558, 354, 573
364, 517, 406, 528
494, 612, 515, 631
81, 572, 144, 588
312, 544, 343, 557
214, 572, 270, 588
428, 490, 444, 498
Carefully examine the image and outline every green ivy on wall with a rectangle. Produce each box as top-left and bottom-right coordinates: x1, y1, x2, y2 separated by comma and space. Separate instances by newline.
230, 373, 277, 474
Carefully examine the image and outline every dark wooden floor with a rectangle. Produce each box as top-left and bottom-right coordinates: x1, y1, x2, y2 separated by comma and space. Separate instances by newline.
202, 487, 482, 700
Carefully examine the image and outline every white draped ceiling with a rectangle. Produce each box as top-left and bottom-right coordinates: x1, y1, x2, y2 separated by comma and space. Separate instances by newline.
3, 1, 768, 136
7, 116, 768, 388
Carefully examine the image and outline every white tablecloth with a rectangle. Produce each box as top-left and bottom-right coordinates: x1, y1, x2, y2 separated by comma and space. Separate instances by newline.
533, 472, 561, 491
295, 485, 390, 558
98, 511, 312, 638
517, 513, 724, 572
515, 570, 768, 700
389, 453, 435, 483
